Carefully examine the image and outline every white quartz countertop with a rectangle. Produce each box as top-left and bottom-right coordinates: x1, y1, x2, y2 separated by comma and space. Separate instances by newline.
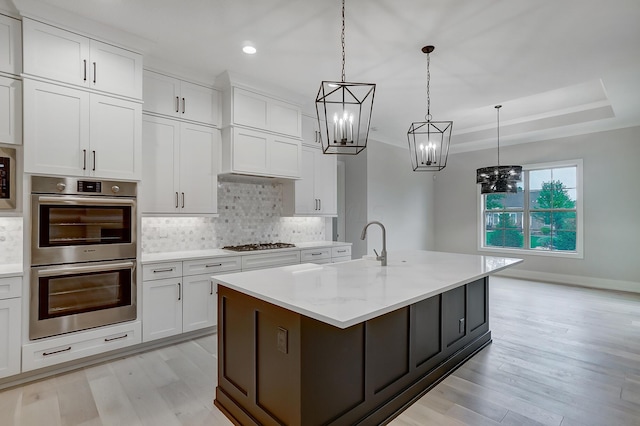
0, 263, 23, 278
213, 250, 522, 329
141, 241, 351, 264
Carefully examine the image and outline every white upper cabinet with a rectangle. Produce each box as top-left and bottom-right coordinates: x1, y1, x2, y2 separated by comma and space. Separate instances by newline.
23, 79, 142, 179
142, 115, 219, 215
22, 18, 142, 99
282, 146, 336, 216
0, 14, 22, 76
143, 70, 219, 126
301, 113, 323, 147
0, 75, 21, 145
231, 87, 301, 138
221, 126, 301, 179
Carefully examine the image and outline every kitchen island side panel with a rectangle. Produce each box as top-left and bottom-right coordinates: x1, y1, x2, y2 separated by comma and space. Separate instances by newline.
215, 277, 490, 426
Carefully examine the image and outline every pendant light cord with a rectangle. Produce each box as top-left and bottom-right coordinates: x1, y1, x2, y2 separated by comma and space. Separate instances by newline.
426, 51, 431, 120
496, 105, 501, 166
341, 0, 346, 82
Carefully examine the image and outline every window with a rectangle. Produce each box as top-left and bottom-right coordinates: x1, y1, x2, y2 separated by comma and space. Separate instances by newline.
479, 160, 583, 257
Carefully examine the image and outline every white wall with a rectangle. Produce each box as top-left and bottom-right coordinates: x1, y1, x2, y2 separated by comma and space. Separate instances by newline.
343, 140, 435, 259
433, 126, 640, 292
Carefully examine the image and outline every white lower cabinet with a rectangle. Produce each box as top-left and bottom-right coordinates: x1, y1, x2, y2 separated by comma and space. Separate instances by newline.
142, 257, 240, 342
22, 321, 142, 372
142, 115, 220, 214
0, 297, 21, 378
301, 247, 332, 264
332, 245, 352, 263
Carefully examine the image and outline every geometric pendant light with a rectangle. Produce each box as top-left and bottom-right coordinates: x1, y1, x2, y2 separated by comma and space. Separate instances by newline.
407, 45, 452, 171
316, 0, 376, 155
476, 105, 522, 193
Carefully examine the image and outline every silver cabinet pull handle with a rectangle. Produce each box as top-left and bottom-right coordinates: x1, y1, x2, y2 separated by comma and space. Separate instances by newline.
176, 96, 179, 113
83, 59, 87, 81
82, 149, 87, 170
311, 252, 322, 256
337, 249, 347, 253
92, 150, 96, 171
210, 281, 213, 295
181, 192, 185, 208
178, 282, 181, 301
319, 199, 321, 211
43, 346, 71, 356
182, 97, 185, 114
205, 263, 223, 268
152, 267, 174, 273
92, 62, 97, 83
104, 334, 128, 342
175, 192, 179, 208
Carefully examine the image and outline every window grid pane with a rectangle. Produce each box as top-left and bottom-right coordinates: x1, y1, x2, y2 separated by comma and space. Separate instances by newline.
482, 165, 578, 254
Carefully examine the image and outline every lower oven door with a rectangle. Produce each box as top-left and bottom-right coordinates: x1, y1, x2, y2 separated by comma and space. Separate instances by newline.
30, 259, 137, 340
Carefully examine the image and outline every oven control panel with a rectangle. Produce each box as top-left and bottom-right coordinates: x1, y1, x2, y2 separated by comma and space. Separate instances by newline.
78, 180, 102, 193
0, 147, 16, 209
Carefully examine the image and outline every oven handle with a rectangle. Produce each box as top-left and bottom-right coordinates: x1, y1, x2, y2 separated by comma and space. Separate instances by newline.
37, 261, 135, 278
37, 196, 135, 206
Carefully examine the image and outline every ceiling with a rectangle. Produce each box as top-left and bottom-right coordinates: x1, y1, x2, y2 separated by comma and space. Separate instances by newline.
8, 0, 640, 153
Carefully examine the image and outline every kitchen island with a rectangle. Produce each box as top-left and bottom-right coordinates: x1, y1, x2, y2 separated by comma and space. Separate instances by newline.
213, 250, 522, 426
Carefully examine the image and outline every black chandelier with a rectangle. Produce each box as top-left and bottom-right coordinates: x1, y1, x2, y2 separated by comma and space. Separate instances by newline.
316, 0, 375, 155
407, 45, 452, 171
476, 105, 522, 193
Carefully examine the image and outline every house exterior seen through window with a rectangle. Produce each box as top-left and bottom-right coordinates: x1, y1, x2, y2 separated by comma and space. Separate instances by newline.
479, 160, 582, 257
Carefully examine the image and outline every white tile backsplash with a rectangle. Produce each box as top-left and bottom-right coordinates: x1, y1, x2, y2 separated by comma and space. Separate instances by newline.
0, 217, 23, 264
141, 180, 326, 253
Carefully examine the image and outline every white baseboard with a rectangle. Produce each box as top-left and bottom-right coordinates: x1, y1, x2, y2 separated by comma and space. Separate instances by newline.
495, 269, 640, 294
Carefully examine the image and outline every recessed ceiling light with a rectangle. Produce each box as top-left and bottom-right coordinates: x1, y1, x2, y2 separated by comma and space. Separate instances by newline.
242, 45, 257, 55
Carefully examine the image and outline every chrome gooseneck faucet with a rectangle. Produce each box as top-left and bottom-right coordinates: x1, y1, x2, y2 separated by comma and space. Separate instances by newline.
361, 221, 387, 266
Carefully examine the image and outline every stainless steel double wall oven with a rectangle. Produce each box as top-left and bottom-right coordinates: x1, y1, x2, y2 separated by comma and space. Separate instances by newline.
30, 176, 137, 340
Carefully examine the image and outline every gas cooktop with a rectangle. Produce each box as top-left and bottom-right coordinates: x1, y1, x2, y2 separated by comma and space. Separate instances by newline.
222, 242, 296, 252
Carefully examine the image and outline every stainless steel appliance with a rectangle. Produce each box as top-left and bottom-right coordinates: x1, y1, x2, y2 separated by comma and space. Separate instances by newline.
222, 242, 296, 252
0, 147, 16, 210
30, 176, 138, 340
31, 176, 137, 266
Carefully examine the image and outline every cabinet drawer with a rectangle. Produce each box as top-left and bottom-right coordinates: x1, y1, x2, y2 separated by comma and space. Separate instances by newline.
300, 248, 331, 263
142, 262, 182, 281
241, 251, 301, 271
22, 321, 142, 372
183, 256, 241, 276
332, 246, 351, 258
0, 276, 21, 300
331, 256, 352, 264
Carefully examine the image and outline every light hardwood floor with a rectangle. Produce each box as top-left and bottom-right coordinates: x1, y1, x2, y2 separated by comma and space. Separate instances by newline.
1, 277, 639, 425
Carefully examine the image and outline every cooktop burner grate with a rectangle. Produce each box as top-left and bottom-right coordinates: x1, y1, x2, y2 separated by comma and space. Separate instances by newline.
222, 242, 296, 252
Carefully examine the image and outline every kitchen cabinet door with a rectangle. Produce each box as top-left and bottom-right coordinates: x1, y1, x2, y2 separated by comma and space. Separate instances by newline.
23, 18, 142, 99
179, 122, 219, 214
23, 79, 90, 176
301, 113, 322, 147
282, 146, 336, 216
294, 148, 316, 213
142, 70, 181, 117
89, 93, 142, 180
0, 75, 21, 145
0, 14, 22, 76
232, 87, 301, 138
23, 18, 89, 87
141, 115, 180, 213
0, 297, 20, 379
314, 151, 337, 215
270, 134, 302, 178
230, 126, 269, 175
182, 273, 217, 332
142, 277, 183, 342
179, 80, 219, 126
143, 70, 219, 126
89, 39, 143, 99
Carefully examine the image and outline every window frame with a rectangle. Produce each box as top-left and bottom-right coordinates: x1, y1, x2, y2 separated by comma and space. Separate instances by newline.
477, 159, 583, 259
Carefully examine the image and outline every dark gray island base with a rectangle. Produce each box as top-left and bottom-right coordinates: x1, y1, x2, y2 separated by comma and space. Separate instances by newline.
214, 276, 490, 426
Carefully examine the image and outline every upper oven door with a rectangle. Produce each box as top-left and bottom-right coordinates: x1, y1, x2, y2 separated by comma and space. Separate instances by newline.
31, 194, 137, 266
